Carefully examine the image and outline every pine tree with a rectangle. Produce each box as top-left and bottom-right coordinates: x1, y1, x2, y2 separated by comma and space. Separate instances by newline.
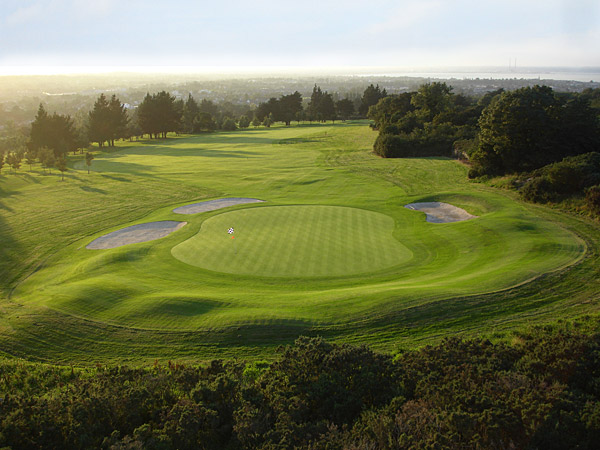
359, 84, 388, 116
88, 94, 111, 147
108, 95, 128, 146
182, 94, 200, 134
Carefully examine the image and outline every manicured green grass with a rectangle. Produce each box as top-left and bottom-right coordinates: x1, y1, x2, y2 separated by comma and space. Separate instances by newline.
0, 121, 598, 364
172, 205, 410, 277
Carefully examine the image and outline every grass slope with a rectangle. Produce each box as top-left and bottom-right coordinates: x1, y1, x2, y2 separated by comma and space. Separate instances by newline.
0, 122, 598, 364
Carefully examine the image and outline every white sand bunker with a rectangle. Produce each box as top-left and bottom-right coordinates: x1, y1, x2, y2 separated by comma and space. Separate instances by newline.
87, 221, 187, 249
404, 202, 477, 223
173, 198, 264, 215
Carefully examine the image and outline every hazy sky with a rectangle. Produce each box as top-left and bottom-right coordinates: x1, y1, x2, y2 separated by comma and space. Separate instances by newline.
1, 0, 599, 74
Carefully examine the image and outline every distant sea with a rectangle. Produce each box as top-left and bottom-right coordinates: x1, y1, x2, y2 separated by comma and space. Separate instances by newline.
363, 68, 600, 83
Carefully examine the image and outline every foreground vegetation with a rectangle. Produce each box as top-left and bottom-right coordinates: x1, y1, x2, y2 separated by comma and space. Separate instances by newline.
2, 319, 600, 449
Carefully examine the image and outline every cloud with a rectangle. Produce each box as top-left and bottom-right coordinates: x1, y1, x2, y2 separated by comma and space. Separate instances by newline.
5, 3, 45, 25
71, 0, 118, 18
364, 1, 444, 35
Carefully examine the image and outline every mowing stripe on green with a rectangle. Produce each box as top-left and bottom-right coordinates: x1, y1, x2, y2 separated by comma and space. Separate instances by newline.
171, 205, 412, 277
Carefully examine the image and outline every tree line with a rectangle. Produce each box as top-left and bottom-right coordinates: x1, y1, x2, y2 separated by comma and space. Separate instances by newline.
369, 82, 600, 214
0, 83, 386, 178
1, 319, 600, 449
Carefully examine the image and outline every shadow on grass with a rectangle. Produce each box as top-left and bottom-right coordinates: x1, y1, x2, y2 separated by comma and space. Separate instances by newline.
0, 198, 23, 294
80, 185, 107, 194
100, 174, 133, 183
278, 138, 323, 145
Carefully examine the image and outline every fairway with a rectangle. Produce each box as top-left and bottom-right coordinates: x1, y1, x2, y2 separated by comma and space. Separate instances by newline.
172, 205, 411, 277
0, 122, 598, 364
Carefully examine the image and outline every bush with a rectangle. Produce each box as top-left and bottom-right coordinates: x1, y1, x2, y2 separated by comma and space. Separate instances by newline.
520, 176, 556, 203
221, 118, 237, 131
453, 137, 478, 160
518, 152, 600, 203
586, 185, 600, 214
238, 115, 250, 129
373, 132, 453, 159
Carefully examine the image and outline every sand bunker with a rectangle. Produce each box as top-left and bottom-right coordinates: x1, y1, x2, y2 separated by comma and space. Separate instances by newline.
404, 202, 477, 223
173, 198, 264, 215
87, 221, 187, 249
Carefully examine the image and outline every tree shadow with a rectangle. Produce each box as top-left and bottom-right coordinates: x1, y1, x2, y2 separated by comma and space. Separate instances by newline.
12, 172, 42, 184
80, 185, 107, 194
0, 200, 22, 294
101, 174, 132, 183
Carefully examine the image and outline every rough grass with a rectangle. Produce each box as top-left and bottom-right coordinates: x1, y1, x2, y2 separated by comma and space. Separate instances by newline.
0, 121, 598, 365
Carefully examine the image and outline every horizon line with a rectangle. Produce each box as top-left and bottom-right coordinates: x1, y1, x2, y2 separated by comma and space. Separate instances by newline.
2, 65, 600, 77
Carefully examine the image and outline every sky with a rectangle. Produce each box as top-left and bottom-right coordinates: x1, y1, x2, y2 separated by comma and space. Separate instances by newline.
0, 0, 599, 75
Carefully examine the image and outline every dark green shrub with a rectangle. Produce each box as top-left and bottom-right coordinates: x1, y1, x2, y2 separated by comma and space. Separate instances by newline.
380, 123, 400, 135
221, 118, 237, 131
586, 185, 600, 215
520, 176, 556, 203
373, 132, 453, 159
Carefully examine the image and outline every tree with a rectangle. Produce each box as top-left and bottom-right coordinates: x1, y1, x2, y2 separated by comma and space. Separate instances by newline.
88, 93, 111, 147
29, 103, 50, 152
255, 97, 280, 122
87, 93, 128, 147
199, 99, 218, 116
238, 115, 251, 128
85, 152, 94, 174
137, 93, 157, 138
125, 109, 143, 140
29, 104, 77, 157
558, 96, 600, 157
194, 112, 217, 132
56, 155, 68, 181
335, 98, 355, 121
6, 152, 22, 172
181, 94, 200, 133
221, 118, 237, 131
367, 93, 415, 130
308, 85, 325, 122
252, 115, 261, 127
475, 86, 566, 175
107, 94, 129, 146
137, 91, 180, 138
277, 91, 303, 125
24, 151, 36, 171
359, 84, 387, 116
320, 92, 336, 122
307, 85, 336, 122
411, 82, 453, 121
39, 147, 56, 173
262, 113, 274, 128
0, 152, 4, 174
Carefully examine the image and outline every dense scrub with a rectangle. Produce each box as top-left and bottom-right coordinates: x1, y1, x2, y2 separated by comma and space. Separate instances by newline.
2, 319, 600, 449
520, 152, 600, 203
370, 85, 600, 184
470, 86, 600, 177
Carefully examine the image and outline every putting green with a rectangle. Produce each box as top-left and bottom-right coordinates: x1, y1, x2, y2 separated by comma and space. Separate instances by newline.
171, 205, 412, 277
